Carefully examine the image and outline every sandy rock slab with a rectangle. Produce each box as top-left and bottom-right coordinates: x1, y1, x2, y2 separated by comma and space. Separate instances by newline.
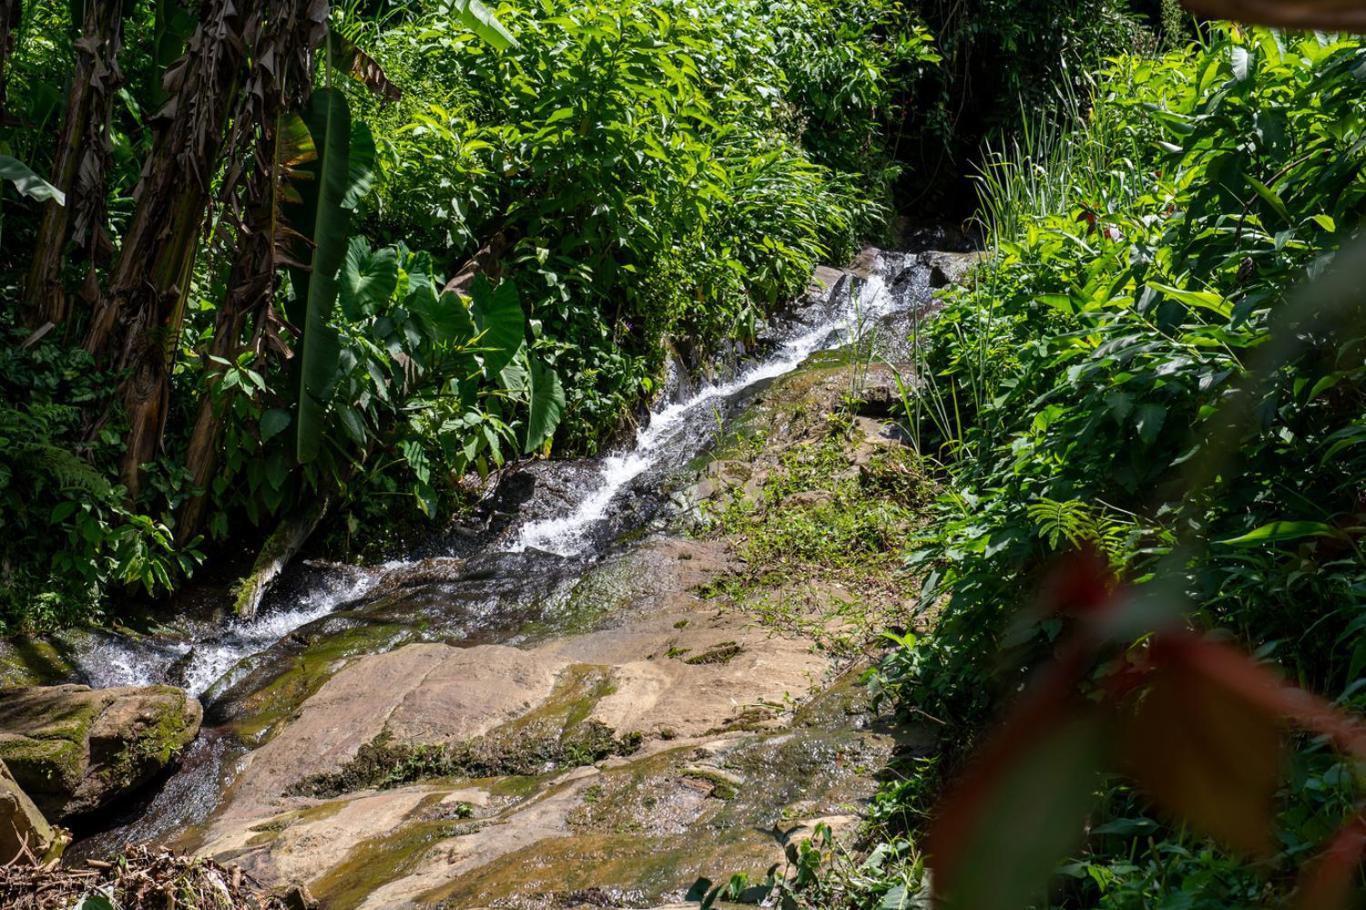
197, 667, 917, 910
179, 533, 930, 910
0, 683, 201, 819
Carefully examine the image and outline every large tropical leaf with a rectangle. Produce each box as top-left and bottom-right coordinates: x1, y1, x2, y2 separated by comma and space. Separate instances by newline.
0, 155, 65, 205
469, 275, 525, 379
524, 356, 565, 454
288, 88, 353, 464
444, 0, 519, 50
339, 237, 399, 320
342, 119, 377, 212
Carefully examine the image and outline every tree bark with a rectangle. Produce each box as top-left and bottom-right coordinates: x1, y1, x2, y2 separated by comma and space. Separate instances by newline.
0, 0, 20, 125
23, 0, 124, 326
178, 0, 329, 542
82, 0, 248, 498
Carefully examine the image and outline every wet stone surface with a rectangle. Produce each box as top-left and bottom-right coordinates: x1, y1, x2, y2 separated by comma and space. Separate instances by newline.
17, 247, 959, 907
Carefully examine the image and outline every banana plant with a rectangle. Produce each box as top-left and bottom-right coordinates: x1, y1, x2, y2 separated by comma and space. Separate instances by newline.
0, 155, 63, 204
283, 87, 374, 465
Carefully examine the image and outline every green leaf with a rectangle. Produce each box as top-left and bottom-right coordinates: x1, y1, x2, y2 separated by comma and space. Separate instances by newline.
1311, 214, 1337, 232
342, 118, 377, 212
1217, 521, 1337, 547
417, 290, 477, 346
1134, 403, 1167, 445
470, 276, 524, 379
1146, 281, 1231, 318
524, 356, 565, 454
289, 88, 354, 464
1231, 45, 1252, 83
0, 155, 65, 205
260, 408, 291, 443
1246, 173, 1290, 224
445, 0, 518, 51
339, 238, 399, 319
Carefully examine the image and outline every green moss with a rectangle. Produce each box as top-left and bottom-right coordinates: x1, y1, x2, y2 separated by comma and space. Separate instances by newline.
290, 666, 642, 798
312, 812, 464, 910
0, 638, 78, 687
684, 641, 744, 665
228, 622, 409, 745
99, 692, 194, 792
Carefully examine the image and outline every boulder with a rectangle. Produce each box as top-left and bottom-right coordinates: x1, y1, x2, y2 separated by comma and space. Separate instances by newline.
920, 249, 985, 288
0, 684, 201, 819
0, 757, 54, 865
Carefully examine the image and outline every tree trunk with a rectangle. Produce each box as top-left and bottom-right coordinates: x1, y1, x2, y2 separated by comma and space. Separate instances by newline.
178, 0, 329, 542
83, 0, 248, 498
232, 485, 332, 618
0, 0, 20, 125
23, 0, 124, 326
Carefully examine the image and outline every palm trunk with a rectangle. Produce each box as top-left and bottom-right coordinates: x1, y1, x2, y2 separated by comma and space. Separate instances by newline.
0, 0, 20, 125
23, 0, 124, 326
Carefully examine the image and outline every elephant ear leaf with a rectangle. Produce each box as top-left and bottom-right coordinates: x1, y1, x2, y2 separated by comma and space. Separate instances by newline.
524, 355, 565, 455
339, 237, 399, 320
0, 155, 64, 205
469, 275, 524, 379
288, 87, 353, 465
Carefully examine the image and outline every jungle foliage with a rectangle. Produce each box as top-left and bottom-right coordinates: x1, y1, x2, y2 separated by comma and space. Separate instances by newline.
794, 24, 1366, 910
0, 0, 938, 631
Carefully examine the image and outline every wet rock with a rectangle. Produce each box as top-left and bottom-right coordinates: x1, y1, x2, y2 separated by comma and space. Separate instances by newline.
0, 758, 54, 865
851, 362, 906, 416
282, 882, 319, 910
920, 249, 985, 288
0, 684, 201, 819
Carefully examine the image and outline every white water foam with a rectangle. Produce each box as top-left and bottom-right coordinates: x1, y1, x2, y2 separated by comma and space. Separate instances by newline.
511, 270, 896, 557
77, 568, 381, 696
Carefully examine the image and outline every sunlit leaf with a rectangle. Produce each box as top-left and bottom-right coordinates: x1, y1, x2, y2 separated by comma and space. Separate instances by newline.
524, 356, 565, 454
0, 155, 65, 205
1216, 521, 1337, 547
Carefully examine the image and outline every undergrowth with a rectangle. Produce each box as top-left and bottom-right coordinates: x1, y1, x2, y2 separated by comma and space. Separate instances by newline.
774, 25, 1366, 910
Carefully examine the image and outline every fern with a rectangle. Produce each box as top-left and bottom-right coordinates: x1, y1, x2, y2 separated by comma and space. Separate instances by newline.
0, 405, 114, 498
17, 444, 113, 498
1027, 497, 1138, 566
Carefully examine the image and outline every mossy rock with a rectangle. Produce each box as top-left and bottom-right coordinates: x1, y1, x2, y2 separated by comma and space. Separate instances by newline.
0, 757, 55, 865
0, 684, 201, 819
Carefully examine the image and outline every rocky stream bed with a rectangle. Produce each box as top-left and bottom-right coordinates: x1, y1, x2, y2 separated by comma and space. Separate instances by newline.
0, 245, 980, 909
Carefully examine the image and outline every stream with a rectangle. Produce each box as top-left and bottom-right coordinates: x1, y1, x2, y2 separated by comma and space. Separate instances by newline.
48, 246, 939, 862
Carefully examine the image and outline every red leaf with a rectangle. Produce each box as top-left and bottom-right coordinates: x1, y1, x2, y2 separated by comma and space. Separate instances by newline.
1157, 636, 1366, 759
1296, 814, 1366, 910
1121, 642, 1287, 856
1038, 547, 1117, 618
930, 648, 1104, 910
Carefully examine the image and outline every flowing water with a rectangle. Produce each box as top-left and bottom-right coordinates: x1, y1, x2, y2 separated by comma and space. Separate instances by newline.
55, 247, 934, 715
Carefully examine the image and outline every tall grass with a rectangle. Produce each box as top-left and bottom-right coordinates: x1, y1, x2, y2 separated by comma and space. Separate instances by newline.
898, 68, 1149, 465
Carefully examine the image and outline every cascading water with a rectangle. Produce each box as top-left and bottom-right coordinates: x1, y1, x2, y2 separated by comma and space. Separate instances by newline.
74, 566, 382, 696
57, 249, 929, 702
510, 269, 902, 556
